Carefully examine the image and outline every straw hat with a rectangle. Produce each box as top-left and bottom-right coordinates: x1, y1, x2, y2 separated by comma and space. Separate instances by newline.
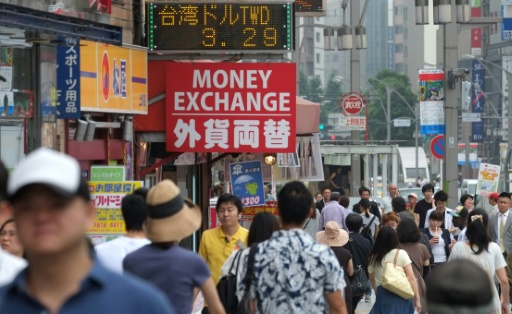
145, 180, 202, 242
316, 221, 349, 247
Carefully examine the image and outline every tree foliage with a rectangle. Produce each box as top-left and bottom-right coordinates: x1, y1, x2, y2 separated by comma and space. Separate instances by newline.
365, 69, 419, 146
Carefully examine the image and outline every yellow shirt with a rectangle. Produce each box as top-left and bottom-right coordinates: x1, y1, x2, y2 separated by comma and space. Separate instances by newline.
199, 225, 249, 284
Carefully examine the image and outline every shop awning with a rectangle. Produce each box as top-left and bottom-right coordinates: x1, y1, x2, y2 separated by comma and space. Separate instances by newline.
134, 61, 321, 136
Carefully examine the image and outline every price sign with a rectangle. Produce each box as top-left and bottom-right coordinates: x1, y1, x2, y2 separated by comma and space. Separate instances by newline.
147, 1, 294, 52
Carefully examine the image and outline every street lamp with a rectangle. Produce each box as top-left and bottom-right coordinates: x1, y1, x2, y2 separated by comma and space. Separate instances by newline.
415, 2, 502, 208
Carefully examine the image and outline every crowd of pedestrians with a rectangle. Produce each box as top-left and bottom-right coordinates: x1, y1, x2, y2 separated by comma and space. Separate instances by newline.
0, 148, 511, 313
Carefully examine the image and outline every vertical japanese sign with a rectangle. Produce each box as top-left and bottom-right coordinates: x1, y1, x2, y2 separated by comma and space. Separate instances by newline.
87, 181, 143, 234
472, 60, 485, 142
166, 63, 296, 153
229, 161, 266, 207
56, 45, 80, 119
419, 70, 445, 135
476, 163, 501, 196
502, 56, 512, 140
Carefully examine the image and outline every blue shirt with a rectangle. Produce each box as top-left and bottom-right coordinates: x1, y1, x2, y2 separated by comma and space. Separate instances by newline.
0, 260, 176, 314
124, 244, 211, 314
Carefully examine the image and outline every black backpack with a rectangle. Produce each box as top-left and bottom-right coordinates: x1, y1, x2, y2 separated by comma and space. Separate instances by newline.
217, 250, 243, 313
361, 215, 377, 244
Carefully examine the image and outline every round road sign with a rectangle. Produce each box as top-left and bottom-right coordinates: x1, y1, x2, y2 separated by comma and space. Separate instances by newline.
340, 94, 364, 115
430, 135, 444, 159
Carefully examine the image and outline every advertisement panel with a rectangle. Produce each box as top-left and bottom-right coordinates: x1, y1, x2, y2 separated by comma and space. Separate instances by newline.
457, 143, 479, 166
56, 45, 81, 119
80, 40, 148, 114
87, 181, 143, 235
503, 56, 512, 140
229, 161, 266, 207
90, 166, 125, 181
209, 201, 278, 229
476, 163, 501, 196
419, 69, 445, 135
472, 60, 485, 142
165, 63, 296, 153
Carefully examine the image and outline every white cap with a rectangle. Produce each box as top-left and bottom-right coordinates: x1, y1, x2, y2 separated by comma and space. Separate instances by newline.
8, 148, 82, 200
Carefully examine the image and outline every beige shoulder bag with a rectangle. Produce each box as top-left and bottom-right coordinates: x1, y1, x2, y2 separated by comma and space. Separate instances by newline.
382, 249, 415, 299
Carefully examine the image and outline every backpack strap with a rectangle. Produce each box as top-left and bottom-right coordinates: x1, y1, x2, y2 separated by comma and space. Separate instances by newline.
230, 249, 243, 275
368, 215, 377, 227
242, 243, 259, 292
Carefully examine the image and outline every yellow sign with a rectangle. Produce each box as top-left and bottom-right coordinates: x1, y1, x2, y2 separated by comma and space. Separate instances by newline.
80, 40, 148, 114
87, 181, 143, 234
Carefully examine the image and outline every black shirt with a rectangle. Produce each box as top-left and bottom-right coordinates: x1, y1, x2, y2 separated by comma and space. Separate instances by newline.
415, 199, 434, 229
316, 200, 326, 213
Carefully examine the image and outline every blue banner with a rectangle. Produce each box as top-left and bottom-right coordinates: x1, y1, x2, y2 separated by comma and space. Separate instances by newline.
229, 161, 265, 207
471, 60, 484, 142
56, 45, 80, 119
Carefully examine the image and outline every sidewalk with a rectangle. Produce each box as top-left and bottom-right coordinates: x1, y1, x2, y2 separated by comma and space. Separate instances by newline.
354, 292, 375, 314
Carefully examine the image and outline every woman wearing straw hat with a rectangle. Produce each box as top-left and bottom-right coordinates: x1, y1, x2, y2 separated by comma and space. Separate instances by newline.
317, 221, 354, 314
124, 180, 225, 314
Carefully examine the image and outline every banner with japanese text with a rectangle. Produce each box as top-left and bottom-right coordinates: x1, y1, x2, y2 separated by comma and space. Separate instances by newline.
229, 161, 266, 207
419, 69, 445, 135
209, 201, 278, 229
166, 63, 296, 153
56, 45, 80, 119
476, 163, 500, 196
472, 60, 485, 142
86, 181, 143, 235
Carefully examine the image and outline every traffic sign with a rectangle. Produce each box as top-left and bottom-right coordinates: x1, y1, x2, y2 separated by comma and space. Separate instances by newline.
339, 93, 365, 115
430, 135, 444, 159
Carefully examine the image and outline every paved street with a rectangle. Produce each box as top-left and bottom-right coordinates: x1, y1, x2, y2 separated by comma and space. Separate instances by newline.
354, 292, 375, 314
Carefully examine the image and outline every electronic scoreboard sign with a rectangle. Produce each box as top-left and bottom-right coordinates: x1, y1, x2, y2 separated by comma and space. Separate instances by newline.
147, 2, 294, 52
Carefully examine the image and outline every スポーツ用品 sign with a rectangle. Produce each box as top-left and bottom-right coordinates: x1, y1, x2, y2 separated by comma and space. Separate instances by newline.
166, 63, 296, 153
56, 44, 81, 118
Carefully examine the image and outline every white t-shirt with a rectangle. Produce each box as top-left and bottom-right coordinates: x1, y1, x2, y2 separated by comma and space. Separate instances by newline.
424, 208, 454, 231
368, 249, 412, 286
95, 237, 150, 273
449, 242, 506, 313
0, 248, 26, 285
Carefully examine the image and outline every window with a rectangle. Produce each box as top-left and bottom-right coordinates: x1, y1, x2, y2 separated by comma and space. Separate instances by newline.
394, 26, 403, 34
316, 53, 321, 63
395, 44, 403, 53
404, 28, 408, 39
404, 46, 408, 57
403, 7, 408, 20
395, 63, 403, 72
316, 32, 320, 42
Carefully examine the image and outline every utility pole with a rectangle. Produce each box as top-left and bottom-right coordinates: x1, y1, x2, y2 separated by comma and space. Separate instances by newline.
350, 0, 361, 196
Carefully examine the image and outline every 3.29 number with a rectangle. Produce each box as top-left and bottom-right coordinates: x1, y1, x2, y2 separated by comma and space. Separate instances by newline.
202, 27, 277, 48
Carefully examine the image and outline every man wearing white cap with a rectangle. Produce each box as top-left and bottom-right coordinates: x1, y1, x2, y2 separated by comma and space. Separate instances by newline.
0, 148, 175, 314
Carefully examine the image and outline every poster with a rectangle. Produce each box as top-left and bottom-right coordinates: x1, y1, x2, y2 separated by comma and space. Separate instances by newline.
90, 166, 125, 182
229, 161, 266, 207
476, 163, 501, 196
0, 66, 12, 91
419, 69, 445, 135
87, 181, 143, 235
471, 60, 485, 142
209, 201, 278, 229
0, 91, 13, 117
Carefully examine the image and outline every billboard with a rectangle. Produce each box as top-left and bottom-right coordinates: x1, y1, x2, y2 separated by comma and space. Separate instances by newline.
471, 60, 485, 142
80, 40, 148, 114
165, 62, 296, 153
419, 69, 445, 135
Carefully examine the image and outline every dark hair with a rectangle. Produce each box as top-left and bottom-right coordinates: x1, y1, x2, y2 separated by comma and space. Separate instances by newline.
460, 194, 473, 206
397, 218, 421, 243
321, 186, 331, 193
359, 198, 371, 218
368, 226, 399, 266
346, 213, 363, 232
0, 218, 13, 234
465, 208, 490, 255
315, 192, 322, 198
498, 192, 511, 200
434, 190, 448, 202
247, 212, 280, 246
132, 187, 149, 200
278, 181, 313, 225
216, 193, 243, 214
0, 160, 8, 201
391, 197, 406, 213
359, 186, 371, 196
429, 210, 444, 222
422, 183, 435, 194
121, 194, 148, 232
339, 196, 350, 208
213, 184, 225, 197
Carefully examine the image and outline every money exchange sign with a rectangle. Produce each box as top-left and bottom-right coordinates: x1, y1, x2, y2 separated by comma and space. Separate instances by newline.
166, 62, 296, 153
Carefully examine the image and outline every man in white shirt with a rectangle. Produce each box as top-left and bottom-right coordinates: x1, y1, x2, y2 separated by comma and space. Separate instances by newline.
381, 183, 399, 213
425, 190, 454, 232
95, 189, 150, 273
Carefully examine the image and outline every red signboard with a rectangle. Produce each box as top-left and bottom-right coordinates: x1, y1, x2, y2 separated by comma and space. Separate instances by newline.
340, 94, 364, 115
166, 63, 296, 153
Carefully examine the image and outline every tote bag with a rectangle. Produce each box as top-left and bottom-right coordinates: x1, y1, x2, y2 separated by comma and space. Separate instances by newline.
382, 249, 414, 299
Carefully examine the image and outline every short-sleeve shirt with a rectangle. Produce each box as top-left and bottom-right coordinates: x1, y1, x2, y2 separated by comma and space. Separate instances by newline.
95, 237, 150, 273
0, 259, 175, 314
198, 225, 249, 284
414, 199, 435, 229
361, 213, 380, 238
368, 249, 412, 286
238, 229, 345, 314
449, 242, 506, 312
124, 244, 210, 314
